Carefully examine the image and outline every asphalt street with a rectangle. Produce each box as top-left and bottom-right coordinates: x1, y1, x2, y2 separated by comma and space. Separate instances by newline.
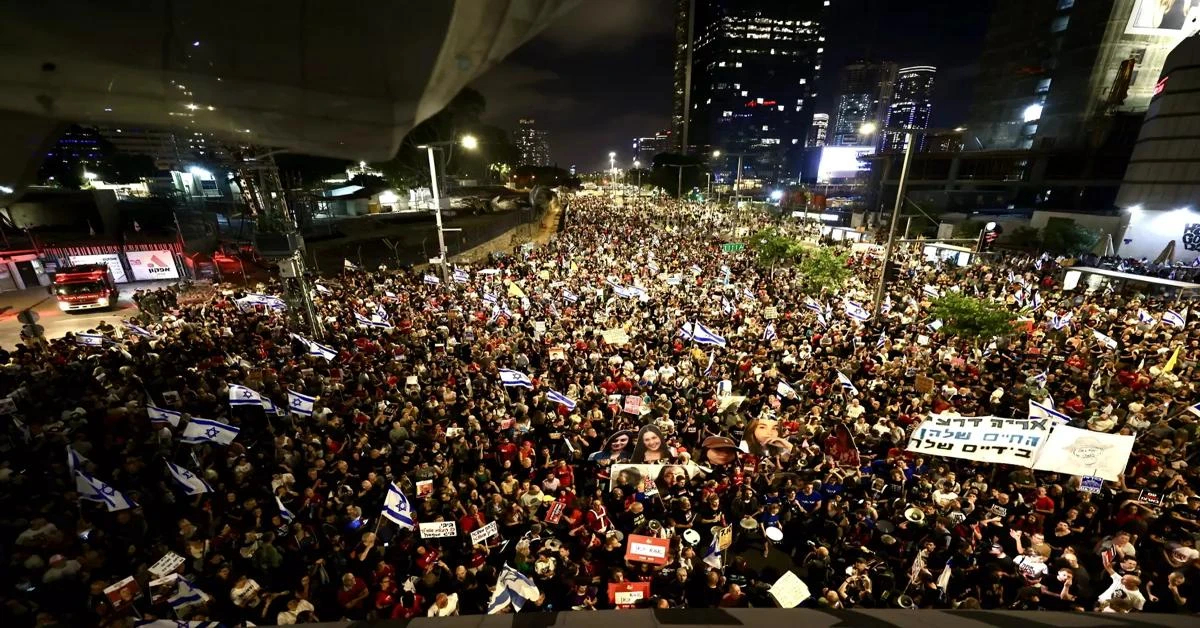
0, 281, 173, 348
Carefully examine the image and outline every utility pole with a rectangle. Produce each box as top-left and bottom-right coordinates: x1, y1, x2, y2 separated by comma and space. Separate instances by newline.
426, 146, 449, 282
871, 130, 915, 318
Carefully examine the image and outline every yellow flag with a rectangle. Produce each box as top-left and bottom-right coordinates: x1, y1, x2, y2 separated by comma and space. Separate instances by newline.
506, 282, 526, 299
1163, 346, 1181, 373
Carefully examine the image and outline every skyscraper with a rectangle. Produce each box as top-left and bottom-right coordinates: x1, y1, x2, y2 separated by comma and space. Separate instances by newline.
676, 0, 826, 179
671, 0, 697, 153
966, 0, 1198, 151
633, 131, 673, 164
831, 60, 898, 147
514, 119, 551, 167
882, 66, 936, 152
807, 113, 829, 148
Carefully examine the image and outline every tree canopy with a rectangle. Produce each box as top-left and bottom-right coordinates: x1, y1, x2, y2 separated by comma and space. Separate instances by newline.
929, 292, 1018, 342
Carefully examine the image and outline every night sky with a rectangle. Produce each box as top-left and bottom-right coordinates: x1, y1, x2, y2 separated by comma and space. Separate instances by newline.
470, 0, 995, 170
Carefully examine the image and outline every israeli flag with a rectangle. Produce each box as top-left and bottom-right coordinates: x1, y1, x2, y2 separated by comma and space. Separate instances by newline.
147, 405, 182, 427
354, 312, 393, 329
704, 350, 716, 376
180, 418, 240, 445
308, 339, 337, 361
137, 620, 220, 628
314, 283, 333, 294
562, 289, 579, 304
453, 268, 470, 283
647, 259, 660, 273
168, 577, 210, 610
228, 384, 263, 406
483, 292, 499, 305
882, 294, 893, 313
1138, 309, 1155, 325
276, 495, 296, 523
923, 285, 940, 298
927, 319, 944, 332
875, 332, 888, 350
816, 312, 828, 327
236, 293, 286, 312
1164, 309, 1187, 328
344, 258, 358, 270
546, 390, 577, 411
777, 380, 796, 397
1030, 292, 1042, 311
844, 300, 871, 322
837, 371, 859, 396
75, 471, 136, 511
722, 297, 734, 316
702, 535, 722, 569
488, 564, 541, 614
1031, 371, 1047, 386
499, 368, 534, 389
1029, 399, 1069, 422
375, 303, 389, 321
423, 274, 441, 285
680, 321, 727, 347
1187, 401, 1200, 418
166, 461, 212, 496
613, 284, 642, 299
76, 333, 106, 347
67, 446, 90, 473
287, 389, 315, 417
1051, 311, 1073, 330
804, 298, 824, 314
122, 320, 155, 338
382, 483, 415, 528
1092, 329, 1119, 350
762, 322, 777, 342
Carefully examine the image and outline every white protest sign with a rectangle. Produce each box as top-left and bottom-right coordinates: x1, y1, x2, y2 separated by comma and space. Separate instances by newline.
1032, 424, 1135, 482
906, 414, 1053, 467
148, 551, 186, 578
533, 321, 547, 335
769, 571, 811, 608
764, 306, 779, 320
469, 521, 499, 545
418, 521, 458, 539
602, 328, 630, 345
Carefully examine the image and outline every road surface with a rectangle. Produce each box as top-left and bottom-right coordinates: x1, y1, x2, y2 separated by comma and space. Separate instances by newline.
0, 281, 174, 348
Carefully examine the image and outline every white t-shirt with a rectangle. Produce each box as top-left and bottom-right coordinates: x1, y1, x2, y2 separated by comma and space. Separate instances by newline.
428, 593, 460, 617
1097, 573, 1146, 610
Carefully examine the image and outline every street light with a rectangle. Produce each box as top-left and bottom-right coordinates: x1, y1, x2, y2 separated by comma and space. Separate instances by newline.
858, 122, 878, 136
608, 152, 617, 195
712, 150, 721, 158
633, 160, 642, 190
82, 171, 98, 181
460, 134, 479, 150
418, 135, 479, 281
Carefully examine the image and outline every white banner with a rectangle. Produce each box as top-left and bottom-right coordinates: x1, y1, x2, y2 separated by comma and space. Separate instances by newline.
469, 521, 499, 545
1031, 424, 1135, 482
769, 571, 811, 608
906, 414, 1053, 466
418, 521, 458, 539
126, 250, 180, 281
69, 254, 128, 283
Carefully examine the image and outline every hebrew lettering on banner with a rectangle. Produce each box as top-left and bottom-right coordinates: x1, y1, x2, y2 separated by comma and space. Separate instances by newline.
905, 414, 1053, 466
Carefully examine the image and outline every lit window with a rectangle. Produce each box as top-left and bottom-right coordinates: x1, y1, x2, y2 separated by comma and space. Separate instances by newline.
734, 83, 740, 89
762, 125, 769, 131
795, 106, 801, 111
757, 97, 764, 104
723, 111, 733, 117
718, 61, 726, 67
778, 105, 785, 111
792, 139, 799, 144
799, 78, 807, 84
741, 91, 748, 96
707, 98, 712, 104
736, 62, 743, 67
817, 48, 824, 53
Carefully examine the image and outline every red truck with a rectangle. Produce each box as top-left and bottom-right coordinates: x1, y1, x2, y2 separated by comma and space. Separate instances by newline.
53, 264, 119, 312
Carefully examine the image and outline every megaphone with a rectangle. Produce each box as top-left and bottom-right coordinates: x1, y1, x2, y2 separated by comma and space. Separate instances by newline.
904, 507, 925, 524
647, 520, 663, 533
896, 594, 916, 609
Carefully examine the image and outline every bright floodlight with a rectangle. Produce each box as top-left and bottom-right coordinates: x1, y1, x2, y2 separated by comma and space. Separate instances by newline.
633, 160, 640, 168
460, 135, 479, 150
1023, 103, 1043, 123
189, 166, 213, 178
712, 150, 722, 158
608, 151, 616, 158
82, 171, 98, 180
858, 122, 878, 135
770, 190, 784, 201
985, 222, 997, 230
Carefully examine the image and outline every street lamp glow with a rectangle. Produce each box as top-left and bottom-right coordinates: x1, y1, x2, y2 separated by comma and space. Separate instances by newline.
608, 151, 616, 159
0, 185, 13, 194
858, 122, 878, 135
633, 160, 640, 168
712, 150, 721, 158
82, 171, 98, 180
460, 135, 479, 150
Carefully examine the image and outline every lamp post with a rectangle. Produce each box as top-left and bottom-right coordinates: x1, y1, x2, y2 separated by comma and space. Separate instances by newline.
608, 151, 616, 196
419, 135, 478, 281
869, 126, 914, 318
633, 160, 642, 190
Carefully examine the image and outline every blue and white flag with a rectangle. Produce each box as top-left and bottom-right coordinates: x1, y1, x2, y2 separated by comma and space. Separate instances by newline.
1051, 311, 1073, 330
76, 333, 106, 347
804, 298, 824, 314
923, 285, 940, 298
704, 350, 716, 377
75, 471, 137, 511
375, 303, 389, 321
167, 577, 210, 610
314, 283, 333, 294
1031, 371, 1047, 386
453, 268, 470, 283
703, 535, 722, 569
816, 312, 828, 327
680, 321, 727, 347
67, 446, 90, 473
344, 258, 358, 270
1029, 399, 1069, 422
228, 384, 263, 407
546, 390, 577, 411
1164, 309, 1187, 328
483, 292, 499, 305
762, 322, 777, 342
287, 389, 315, 417
382, 483, 415, 528
354, 312, 393, 329
488, 564, 541, 614
1030, 292, 1042, 311
777, 380, 796, 397
562, 289, 579, 304
882, 294, 893, 314
927, 319, 944, 332
180, 418, 240, 445
236, 293, 286, 312
721, 297, 734, 316
423, 274, 441, 285
307, 339, 338, 361
1138, 309, 1155, 325
1187, 401, 1200, 418
137, 620, 220, 628
276, 495, 296, 523
836, 371, 859, 396
844, 300, 871, 322
166, 461, 212, 496
499, 368, 534, 389
122, 320, 154, 338
147, 405, 182, 428
1092, 329, 1119, 350
875, 332, 888, 350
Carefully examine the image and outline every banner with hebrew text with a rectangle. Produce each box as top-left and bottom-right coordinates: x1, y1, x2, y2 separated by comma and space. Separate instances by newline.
906, 414, 1053, 466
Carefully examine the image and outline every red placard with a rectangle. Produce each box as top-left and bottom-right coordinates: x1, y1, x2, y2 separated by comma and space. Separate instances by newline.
608, 581, 652, 609
544, 501, 565, 524
622, 395, 643, 415
624, 534, 671, 565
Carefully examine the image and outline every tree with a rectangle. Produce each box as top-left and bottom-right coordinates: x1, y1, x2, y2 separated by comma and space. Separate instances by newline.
929, 292, 1018, 342
1003, 225, 1042, 251
750, 227, 805, 269
1041, 218, 1100, 256
798, 248, 851, 293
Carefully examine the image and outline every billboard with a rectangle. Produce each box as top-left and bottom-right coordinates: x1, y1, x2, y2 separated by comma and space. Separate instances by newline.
816, 146, 873, 183
126, 250, 180, 281
1126, 0, 1200, 36
69, 253, 128, 283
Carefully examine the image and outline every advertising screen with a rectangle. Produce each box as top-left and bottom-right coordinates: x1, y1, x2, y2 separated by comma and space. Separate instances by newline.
126, 250, 180, 281
69, 253, 128, 283
1126, 0, 1200, 36
816, 146, 874, 183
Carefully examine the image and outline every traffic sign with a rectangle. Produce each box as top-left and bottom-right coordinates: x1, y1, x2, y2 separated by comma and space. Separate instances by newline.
721, 243, 745, 253
16, 309, 39, 325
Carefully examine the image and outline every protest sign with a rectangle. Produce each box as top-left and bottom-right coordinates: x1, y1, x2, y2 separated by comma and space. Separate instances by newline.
1030, 424, 1134, 482
715, 525, 734, 551
162, 391, 182, 406
622, 395, 643, 415
418, 521, 458, 539
602, 328, 630, 345
1080, 476, 1104, 494
149, 551, 186, 578
624, 534, 671, 565
764, 306, 779, 320
769, 571, 811, 608
914, 375, 935, 394
544, 501, 565, 524
906, 414, 1053, 466
718, 395, 746, 412
104, 576, 142, 612
533, 321, 546, 334
415, 480, 433, 498
608, 582, 652, 609
470, 521, 499, 545
149, 573, 178, 605
549, 346, 566, 361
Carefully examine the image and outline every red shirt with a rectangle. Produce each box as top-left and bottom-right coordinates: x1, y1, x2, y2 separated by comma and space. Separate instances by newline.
338, 577, 368, 609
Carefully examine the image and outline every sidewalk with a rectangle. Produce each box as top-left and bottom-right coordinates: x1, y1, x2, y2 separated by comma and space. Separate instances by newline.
0, 285, 53, 323
421, 201, 562, 268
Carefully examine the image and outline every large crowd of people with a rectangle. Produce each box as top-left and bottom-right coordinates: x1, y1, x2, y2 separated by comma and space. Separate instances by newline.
1, 194, 1197, 627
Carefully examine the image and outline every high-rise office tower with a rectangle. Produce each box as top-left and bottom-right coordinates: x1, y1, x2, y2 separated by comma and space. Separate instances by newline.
882, 66, 936, 152
633, 131, 673, 164
514, 119, 551, 167
966, 0, 1199, 151
807, 113, 829, 147
671, 0, 697, 153
675, 0, 826, 179
831, 60, 898, 147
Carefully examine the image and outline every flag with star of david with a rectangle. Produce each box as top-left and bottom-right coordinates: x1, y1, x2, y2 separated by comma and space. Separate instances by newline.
75, 470, 136, 511
179, 417, 240, 445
